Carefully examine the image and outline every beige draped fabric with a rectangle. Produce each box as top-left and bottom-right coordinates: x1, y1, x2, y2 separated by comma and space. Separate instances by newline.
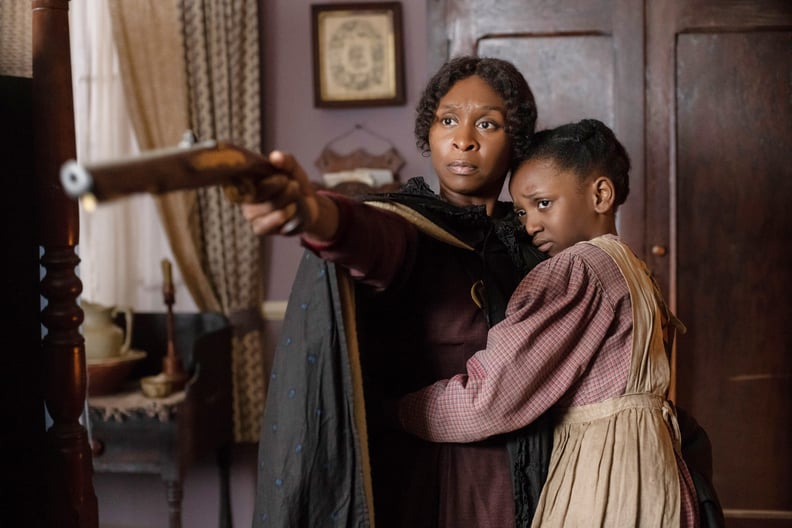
108, 0, 266, 442
106, 0, 219, 311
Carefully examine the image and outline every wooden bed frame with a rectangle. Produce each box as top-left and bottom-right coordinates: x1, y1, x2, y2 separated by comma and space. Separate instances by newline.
32, 1, 97, 525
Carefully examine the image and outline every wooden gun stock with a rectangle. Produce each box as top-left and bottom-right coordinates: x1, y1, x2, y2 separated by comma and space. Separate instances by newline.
60, 140, 277, 209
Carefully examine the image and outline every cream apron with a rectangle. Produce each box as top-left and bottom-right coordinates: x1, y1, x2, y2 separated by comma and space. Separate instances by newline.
531, 236, 685, 527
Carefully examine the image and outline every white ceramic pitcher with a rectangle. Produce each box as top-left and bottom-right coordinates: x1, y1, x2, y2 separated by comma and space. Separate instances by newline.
81, 300, 134, 361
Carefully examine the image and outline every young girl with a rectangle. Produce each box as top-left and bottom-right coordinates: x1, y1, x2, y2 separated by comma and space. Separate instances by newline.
394, 119, 699, 527
242, 57, 550, 528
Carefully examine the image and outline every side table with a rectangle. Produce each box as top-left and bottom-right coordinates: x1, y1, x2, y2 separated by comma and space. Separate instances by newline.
87, 312, 233, 528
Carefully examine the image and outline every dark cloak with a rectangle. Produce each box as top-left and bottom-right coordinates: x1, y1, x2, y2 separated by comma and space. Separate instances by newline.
253, 178, 552, 528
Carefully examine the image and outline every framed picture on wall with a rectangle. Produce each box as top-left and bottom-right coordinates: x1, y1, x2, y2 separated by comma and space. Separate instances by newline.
311, 2, 405, 108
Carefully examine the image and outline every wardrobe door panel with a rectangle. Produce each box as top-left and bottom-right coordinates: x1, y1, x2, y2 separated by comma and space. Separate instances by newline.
647, 2, 792, 524
479, 36, 615, 129
676, 29, 792, 516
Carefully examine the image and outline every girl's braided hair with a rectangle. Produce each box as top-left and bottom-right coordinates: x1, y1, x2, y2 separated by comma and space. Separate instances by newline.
516, 119, 631, 207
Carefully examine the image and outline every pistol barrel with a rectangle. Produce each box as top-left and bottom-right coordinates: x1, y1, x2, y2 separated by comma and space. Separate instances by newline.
59, 140, 275, 206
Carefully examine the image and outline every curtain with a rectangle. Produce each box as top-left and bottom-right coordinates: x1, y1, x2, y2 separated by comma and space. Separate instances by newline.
103, 0, 214, 312
0, 0, 32, 78
69, 0, 197, 313
179, 0, 266, 443
108, 0, 267, 442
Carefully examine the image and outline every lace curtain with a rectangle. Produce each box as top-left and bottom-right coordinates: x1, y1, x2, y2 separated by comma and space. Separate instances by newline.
69, 0, 197, 313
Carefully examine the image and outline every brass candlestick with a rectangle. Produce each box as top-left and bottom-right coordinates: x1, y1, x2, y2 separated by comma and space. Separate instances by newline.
161, 258, 187, 391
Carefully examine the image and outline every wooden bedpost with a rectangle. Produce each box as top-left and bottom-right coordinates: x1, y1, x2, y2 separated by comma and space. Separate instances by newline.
32, 0, 98, 526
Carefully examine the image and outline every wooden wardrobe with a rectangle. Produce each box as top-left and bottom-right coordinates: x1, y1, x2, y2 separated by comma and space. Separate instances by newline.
428, 0, 792, 526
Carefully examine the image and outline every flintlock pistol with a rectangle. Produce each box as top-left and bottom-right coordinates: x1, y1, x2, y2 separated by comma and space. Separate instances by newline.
60, 134, 279, 211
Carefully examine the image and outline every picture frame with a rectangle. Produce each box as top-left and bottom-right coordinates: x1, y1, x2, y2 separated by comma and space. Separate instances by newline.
311, 2, 405, 108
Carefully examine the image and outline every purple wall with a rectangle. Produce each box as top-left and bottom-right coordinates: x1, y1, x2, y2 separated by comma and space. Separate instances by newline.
260, 0, 431, 301
95, 2, 429, 527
